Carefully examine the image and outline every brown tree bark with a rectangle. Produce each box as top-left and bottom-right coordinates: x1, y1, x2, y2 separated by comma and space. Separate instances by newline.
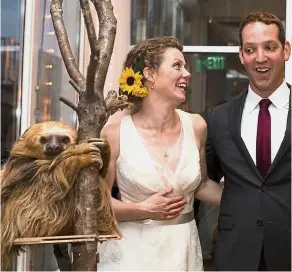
50, 0, 125, 270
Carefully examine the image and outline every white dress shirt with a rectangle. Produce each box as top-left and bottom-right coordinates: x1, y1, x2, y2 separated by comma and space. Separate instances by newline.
241, 80, 290, 164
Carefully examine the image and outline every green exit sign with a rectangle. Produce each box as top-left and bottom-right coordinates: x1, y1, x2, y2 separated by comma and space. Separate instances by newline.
195, 56, 225, 72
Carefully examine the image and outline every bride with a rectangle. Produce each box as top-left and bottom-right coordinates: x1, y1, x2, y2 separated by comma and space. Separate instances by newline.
99, 36, 222, 271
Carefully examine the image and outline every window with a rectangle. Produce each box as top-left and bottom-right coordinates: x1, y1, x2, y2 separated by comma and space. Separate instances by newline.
34, 0, 81, 127
131, 0, 287, 114
1, 0, 25, 162
182, 52, 249, 114
131, 0, 286, 46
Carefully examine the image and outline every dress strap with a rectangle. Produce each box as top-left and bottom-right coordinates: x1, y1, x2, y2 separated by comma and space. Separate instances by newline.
176, 109, 199, 153
118, 115, 134, 157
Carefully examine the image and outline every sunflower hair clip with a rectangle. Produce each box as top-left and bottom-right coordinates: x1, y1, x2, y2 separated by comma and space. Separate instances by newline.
119, 67, 149, 98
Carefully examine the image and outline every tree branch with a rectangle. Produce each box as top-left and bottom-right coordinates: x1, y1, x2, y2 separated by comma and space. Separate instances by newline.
79, 0, 101, 98
50, 0, 86, 91
79, 0, 99, 53
105, 90, 129, 116
69, 79, 81, 94
59, 96, 78, 112
50, 1, 118, 270
91, 0, 117, 95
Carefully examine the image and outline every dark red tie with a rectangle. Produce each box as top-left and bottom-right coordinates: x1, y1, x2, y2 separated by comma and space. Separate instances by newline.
256, 99, 272, 177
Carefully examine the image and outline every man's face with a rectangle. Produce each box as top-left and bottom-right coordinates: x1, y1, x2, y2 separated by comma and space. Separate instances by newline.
239, 22, 291, 95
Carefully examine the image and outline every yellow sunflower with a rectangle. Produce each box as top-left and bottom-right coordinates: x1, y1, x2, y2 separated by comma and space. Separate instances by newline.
133, 86, 148, 98
119, 67, 147, 97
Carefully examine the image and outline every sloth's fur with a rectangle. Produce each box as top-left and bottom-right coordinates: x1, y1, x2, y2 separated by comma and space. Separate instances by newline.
1, 121, 118, 270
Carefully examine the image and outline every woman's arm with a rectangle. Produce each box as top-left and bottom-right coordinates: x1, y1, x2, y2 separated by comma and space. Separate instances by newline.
206, 107, 224, 182
191, 114, 223, 207
101, 122, 186, 222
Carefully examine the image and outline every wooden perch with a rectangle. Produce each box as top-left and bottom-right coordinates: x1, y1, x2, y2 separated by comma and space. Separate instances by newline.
13, 234, 121, 245
50, 0, 119, 271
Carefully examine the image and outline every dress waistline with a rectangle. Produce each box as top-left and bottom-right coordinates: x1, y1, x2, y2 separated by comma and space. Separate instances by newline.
133, 210, 194, 226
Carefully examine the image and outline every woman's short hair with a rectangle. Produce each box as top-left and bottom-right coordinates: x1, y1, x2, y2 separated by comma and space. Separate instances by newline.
120, 36, 183, 105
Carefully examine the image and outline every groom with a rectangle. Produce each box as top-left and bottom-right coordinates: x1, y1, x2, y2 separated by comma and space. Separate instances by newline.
206, 12, 291, 271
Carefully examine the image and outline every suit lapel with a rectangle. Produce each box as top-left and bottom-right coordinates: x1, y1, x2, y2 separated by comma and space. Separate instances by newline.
228, 91, 264, 181
267, 85, 291, 176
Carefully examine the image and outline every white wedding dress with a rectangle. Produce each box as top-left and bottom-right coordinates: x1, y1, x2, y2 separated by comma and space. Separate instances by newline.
98, 109, 203, 271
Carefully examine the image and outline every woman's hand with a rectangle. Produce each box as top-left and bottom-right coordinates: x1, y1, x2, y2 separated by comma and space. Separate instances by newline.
139, 187, 186, 220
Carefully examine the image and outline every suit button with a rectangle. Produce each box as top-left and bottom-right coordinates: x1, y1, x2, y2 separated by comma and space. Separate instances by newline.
262, 186, 268, 192
257, 220, 263, 227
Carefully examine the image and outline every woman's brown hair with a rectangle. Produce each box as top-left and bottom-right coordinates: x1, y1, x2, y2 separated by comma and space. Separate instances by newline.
120, 36, 183, 107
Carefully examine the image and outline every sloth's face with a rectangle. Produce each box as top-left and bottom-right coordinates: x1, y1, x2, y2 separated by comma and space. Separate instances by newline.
19, 121, 77, 159
37, 122, 76, 158
40, 134, 72, 157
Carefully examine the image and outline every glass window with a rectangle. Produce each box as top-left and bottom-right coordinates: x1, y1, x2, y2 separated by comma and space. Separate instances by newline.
131, 0, 286, 46
1, 0, 25, 162
181, 52, 249, 116
131, 0, 287, 114
35, 0, 81, 127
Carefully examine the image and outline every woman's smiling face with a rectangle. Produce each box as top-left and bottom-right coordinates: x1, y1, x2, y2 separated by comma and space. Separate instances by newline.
153, 47, 191, 104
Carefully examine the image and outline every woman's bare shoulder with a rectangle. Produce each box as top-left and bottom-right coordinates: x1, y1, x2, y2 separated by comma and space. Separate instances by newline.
101, 121, 121, 144
187, 113, 207, 145
189, 113, 207, 132
106, 109, 129, 125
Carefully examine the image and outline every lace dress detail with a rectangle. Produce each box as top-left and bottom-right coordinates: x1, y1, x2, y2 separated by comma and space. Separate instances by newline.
98, 109, 203, 271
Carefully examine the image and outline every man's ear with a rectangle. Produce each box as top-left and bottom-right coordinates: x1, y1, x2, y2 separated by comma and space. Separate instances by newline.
143, 67, 155, 84
239, 47, 244, 65
284, 41, 291, 61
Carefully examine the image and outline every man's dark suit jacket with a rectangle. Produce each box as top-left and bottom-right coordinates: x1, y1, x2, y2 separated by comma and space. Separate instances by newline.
206, 87, 291, 271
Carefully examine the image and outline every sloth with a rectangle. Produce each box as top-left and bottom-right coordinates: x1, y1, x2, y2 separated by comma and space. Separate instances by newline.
0, 121, 111, 271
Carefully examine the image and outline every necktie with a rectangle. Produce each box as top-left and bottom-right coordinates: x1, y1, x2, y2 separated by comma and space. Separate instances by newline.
256, 99, 272, 177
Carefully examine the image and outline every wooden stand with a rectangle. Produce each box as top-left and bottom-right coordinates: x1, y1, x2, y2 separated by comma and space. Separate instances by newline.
13, 234, 120, 271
